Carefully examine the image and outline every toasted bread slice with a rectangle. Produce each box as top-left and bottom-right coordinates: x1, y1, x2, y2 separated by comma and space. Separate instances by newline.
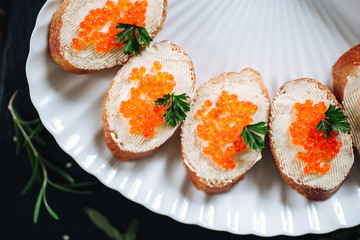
333, 44, 360, 152
181, 69, 270, 194
269, 78, 354, 201
49, 0, 167, 74
102, 41, 195, 161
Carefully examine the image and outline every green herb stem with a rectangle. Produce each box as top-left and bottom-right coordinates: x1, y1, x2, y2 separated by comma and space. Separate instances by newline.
84, 207, 138, 240
9, 91, 94, 224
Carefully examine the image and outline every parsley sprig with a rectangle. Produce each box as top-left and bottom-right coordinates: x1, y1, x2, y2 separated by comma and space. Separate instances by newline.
154, 93, 191, 127
9, 91, 94, 223
84, 207, 138, 240
316, 104, 350, 139
240, 122, 269, 152
116, 23, 152, 55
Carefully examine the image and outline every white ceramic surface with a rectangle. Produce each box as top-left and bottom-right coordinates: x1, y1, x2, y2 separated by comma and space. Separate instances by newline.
26, 0, 360, 236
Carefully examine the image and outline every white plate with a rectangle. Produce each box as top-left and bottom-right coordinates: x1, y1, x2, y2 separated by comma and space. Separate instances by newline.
26, 0, 360, 236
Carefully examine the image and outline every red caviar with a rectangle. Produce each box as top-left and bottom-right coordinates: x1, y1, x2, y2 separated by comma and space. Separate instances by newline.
119, 61, 176, 138
71, 38, 82, 51
196, 91, 258, 169
289, 100, 342, 175
72, 0, 148, 52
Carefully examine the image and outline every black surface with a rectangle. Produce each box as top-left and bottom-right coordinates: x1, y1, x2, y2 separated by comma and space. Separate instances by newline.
1, 0, 359, 239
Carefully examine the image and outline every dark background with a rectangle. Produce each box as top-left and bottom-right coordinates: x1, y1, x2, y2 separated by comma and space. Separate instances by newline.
0, 0, 358, 239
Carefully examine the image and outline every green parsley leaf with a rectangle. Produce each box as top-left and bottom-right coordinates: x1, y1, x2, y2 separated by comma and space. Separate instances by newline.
154, 93, 191, 127
316, 104, 350, 139
136, 27, 152, 46
240, 122, 268, 152
116, 23, 152, 55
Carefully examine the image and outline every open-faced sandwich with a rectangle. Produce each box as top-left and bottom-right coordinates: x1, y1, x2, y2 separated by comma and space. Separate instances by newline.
181, 69, 270, 194
49, 0, 167, 73
269, 78, 353, 201
102, 41, 195, 161
333, 44, 360, 153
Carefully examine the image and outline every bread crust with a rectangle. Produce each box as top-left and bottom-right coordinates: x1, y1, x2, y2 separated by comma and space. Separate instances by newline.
269, 78, 352, 201
244, 68, 270, 101
181, 69, 270, 194
102, 101, 158, 160
182, 159, 244, 194
48, 0, 168, 74
48, 0, 82, 73
102, 41, 195, 161
333, 44, 360, 102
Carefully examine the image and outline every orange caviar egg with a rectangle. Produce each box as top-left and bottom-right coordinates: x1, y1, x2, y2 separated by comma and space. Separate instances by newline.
72, 0, 148, 53
119, 61, 175, 138
71, 38, 82, 51
289, 100, 342, 175
153, 61, 162, 71
196, 91, 258, 169
204, 100, 213, 108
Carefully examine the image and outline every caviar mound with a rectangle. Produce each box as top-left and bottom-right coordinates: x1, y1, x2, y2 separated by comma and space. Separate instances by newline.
181, 69, 270, 194
269, 78, 353, 201
49, 0, 167, 73
119, 61, 175, 138
197, 91, 258, 170
289, 100, 342, 175
72, 0, 148, 53
102, 41, 195, 161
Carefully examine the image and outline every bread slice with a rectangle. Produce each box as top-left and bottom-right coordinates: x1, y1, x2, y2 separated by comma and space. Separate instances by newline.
49, 0, 167, 74
269, 78, 354, 201
333, 44, 360, 152
102, 41, 195, 161
181, 69, 270, 194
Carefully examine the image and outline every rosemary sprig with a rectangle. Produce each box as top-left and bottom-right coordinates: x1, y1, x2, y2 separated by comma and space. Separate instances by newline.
8, 91, 95, 223
240, 121, 269, 152
154, 93, 191, 127
316, 104, 351, 139
116, 23, 152, 55
84, 207, 138, 240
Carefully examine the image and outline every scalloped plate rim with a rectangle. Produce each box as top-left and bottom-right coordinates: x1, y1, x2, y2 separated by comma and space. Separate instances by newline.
26, 0, 360, 237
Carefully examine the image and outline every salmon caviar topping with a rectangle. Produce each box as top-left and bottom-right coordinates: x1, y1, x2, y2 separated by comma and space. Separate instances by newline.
71, 38, 82, 51
289, 100, 342, 175
119, 61, 176, 138
72, 0, 148, 53
196, 91, 258, 169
